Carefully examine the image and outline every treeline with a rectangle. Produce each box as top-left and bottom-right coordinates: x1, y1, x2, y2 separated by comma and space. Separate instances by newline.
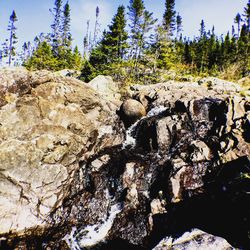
0, 0, 249, 84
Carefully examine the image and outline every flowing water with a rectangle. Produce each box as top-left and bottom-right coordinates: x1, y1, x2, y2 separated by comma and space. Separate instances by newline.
122, 105, 168, 150
64, 190, 122, 250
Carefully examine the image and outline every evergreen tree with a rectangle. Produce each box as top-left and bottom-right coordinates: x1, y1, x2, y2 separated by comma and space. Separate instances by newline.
176, 13, 183, 39
104, 5, 128, 60
6, 10, 18, 66
70, 46, 82, 69
83, 20, 90, 58
232, 25, 235, 37
128, 0, 145, 59
199, 19, 206, 38
51, 0, 63, 53
92, 6, 100, 49
238, 23, 250, 75
24, 41, 59, 70
223, 32, 231, 67
163, 0, 176, 36
243, 0, 250, 32
62, 1, 72, 48
234, 13, 242, 38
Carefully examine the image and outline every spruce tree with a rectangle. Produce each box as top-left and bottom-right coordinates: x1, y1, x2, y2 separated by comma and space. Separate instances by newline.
51, 0, 63, 53
163, 0, 176, 36
243, 0, 250, 32
83, 20, 90, 58
238, 24, 250, 75
234, 13, 242, 38
62, 1, 72, 48
92, 6, 100, 49
199, 20, 206, 38
105, 5, 128, 60
6, 10, 18, 66
24, 41, 59, 71
128, 0, 145, 59
176, 13, 183, 39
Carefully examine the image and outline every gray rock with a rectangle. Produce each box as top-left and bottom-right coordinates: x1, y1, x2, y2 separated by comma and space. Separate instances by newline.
89, 75, 121, 103
153, 229, 234, 250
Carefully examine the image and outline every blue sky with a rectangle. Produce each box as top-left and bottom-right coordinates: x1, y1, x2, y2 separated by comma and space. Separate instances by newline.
0, 0, 247, 52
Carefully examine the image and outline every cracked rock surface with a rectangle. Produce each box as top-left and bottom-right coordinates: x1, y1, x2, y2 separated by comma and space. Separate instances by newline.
0, 69, 249, 250
0, 68, 123, 238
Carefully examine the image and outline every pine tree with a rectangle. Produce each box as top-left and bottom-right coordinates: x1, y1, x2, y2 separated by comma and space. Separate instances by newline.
234, 13, 242, 38
6, 10, 18, 66
163, 0, 176, 36
223, 32, 231, 67
62, 1, 72, 48
93, 6, 100, 49
128, 0, 157, 60
196, 20, 208, 72
232, 25, 235, 37
105, 5, 128, 60
238, 24, 250, 75
24, 41, 59, 71
83, 20, 90, 58
176, 13, 183, 39
243, 0, 250, 32
51, 0, 63, 53
69, 46, 82, 70
128, 0, 145, 59
199, 19, 206, 38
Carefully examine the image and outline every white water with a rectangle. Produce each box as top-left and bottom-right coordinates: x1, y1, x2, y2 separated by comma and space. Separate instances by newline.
122, 105, 167, 149
122, 119, 141, 149
79, 203, 121, 248
63, 199, 122, 249
63, 227, 81, 250
147, 105, 167, 117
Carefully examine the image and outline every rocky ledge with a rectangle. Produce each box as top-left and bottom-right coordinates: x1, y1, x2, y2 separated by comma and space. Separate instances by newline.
0, 68, 249, 249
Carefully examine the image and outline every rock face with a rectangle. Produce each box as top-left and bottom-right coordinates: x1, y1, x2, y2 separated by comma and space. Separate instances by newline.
0, 71, 249, 250
0, 68, 123, 240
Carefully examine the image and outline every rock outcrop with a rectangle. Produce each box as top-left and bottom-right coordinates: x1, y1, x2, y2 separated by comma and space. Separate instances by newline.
0, 70, 249, 250
0, 68, 123, 241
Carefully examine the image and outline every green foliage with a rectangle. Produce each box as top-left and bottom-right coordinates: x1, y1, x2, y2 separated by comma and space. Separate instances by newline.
163, 0, 176, 36
24, 41, 59, 71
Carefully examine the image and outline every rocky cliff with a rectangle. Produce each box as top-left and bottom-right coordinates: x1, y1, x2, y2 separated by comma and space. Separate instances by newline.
0, 68, 249, 250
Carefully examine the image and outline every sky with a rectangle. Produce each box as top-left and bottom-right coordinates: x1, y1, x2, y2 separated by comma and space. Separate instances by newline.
0, 0, 248, 53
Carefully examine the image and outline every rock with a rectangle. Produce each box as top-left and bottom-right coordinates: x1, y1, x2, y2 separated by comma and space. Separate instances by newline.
153, 229, 234, 250
0, 67, 123, 239
56, 69, 81, 77
150, 199, 166, 215
120, 99, 146, 126
1, 71, 250, 250
88, 75, 121, 103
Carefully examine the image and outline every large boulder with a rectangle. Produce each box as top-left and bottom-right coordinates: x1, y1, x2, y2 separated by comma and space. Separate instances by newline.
88, 75, 121, 103
120, 99, 146, 126
0, 68, 123, 239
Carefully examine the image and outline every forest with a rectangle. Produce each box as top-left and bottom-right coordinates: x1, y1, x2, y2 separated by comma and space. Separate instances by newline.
1, 0, 250, 85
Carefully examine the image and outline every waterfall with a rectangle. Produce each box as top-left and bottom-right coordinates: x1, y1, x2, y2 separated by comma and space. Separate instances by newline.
122, 105, 167, 149
63, 190, 122, 249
